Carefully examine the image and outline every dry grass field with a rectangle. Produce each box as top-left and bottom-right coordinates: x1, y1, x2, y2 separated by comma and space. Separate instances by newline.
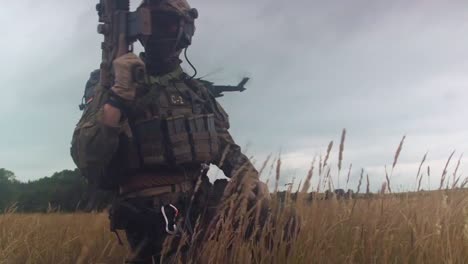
2, 134, 468, 263
1, 189, 468, 264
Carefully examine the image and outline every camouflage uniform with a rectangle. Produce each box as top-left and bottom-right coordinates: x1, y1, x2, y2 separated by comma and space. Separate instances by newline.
71, 1, 262, 262
71, 55, 258, 264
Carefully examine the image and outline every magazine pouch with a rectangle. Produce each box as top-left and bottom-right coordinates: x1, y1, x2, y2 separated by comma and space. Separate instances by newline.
187, 114, 219, 163
166, 115, 192, 164
134, 117, 166, 166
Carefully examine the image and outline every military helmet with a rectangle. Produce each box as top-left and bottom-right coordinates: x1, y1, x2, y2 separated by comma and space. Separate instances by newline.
138, 0, 198, 50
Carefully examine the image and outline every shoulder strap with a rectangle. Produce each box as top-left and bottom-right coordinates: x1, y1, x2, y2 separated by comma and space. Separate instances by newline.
184, 78, 230, 129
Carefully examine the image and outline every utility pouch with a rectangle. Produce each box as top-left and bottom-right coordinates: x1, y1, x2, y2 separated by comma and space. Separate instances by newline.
109, 200, 141, 230
134, 117, 165, 166
188, 114, 219, 162
166, 115, 192, 164
109, 199, 161, 231
125, 136, 142, 170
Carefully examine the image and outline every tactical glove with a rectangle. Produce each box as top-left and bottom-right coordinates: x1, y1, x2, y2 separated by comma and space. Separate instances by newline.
248, 181, 270, 203
111, 53, 145, 101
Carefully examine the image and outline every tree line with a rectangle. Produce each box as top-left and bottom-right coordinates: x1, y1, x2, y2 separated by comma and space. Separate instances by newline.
0, 167, 363, 213
0, 168, 112, 213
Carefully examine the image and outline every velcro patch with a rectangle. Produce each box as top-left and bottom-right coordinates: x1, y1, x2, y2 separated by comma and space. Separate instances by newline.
170, 94, 186, 105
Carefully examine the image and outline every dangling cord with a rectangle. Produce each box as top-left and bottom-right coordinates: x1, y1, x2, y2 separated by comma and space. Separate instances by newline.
184, 47, 198, 79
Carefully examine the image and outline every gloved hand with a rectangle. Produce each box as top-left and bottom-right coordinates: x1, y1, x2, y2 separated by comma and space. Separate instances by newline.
111, 53, 145, 101
223, 175, 270, 204
248, 181, 271, 203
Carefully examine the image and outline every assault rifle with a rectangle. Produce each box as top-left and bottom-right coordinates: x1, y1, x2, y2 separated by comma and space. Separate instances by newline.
80, 0, 247, 110
95, 0, 151, 89
200, 77, 249, 98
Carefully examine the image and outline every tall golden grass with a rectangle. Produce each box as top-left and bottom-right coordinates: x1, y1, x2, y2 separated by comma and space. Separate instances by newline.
2, 189, 468, 263
2, 135, 468, 263
0, 213, 126, 263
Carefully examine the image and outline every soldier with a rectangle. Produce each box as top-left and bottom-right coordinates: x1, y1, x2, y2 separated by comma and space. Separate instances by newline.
71, 0, 267, 263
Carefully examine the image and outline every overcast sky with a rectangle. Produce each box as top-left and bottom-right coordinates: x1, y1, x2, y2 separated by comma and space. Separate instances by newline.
1, 0, 468, 192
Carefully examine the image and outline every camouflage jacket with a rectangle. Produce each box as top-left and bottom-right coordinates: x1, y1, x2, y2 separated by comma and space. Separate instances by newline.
71, 66, 258, 191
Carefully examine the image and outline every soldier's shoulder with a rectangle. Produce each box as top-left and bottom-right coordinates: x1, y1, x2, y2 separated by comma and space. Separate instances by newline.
183, 76, 230, 127
85, 69, 101, 98
79, 69, 102, 111
184, 77, 213, 97
87, 69, 100, 84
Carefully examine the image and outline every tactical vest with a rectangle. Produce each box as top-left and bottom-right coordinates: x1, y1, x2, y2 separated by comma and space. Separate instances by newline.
127, 67, 219, 170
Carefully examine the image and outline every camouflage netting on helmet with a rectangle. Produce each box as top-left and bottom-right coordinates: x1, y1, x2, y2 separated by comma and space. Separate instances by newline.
140, 0, 193, 16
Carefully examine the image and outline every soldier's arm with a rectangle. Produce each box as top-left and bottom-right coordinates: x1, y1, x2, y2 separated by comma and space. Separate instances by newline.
214, 126, 258, 180
102, 104, 123, 127
186, 78, 267, 199
189, 79, 257, 179
72, 53, 143, 182
71, 92, 122, 183
211, 103, 264, 200
204, 92, 259, 191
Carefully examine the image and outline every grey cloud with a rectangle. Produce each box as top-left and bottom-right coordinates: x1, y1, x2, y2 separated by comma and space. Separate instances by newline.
1, 0, 467, 189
